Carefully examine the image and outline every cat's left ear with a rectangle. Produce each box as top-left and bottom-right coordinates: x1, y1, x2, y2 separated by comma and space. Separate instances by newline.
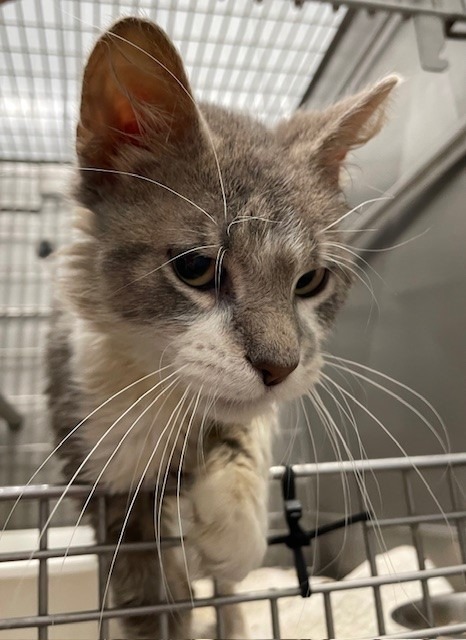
276, 75, 400, 179
77, 17, 199, 167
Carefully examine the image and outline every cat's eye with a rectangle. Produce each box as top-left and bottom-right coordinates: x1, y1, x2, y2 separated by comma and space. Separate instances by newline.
295, 268, 329, 298
172, 252, 216, 289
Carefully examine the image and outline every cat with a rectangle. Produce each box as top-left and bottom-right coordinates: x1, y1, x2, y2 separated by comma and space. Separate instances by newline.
46, 16, 398, 640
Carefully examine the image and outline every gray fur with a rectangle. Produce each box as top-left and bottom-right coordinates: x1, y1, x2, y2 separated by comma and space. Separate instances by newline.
47, 17, 398, 639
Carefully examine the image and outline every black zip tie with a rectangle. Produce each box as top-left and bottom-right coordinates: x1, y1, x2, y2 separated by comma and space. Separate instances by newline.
269, 466, 372, 598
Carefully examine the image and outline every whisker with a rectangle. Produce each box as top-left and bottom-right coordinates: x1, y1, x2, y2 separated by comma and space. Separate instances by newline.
226, 216, 282, 235
176, 388, 203, 606
323, 353, 450, 454
0, 365, 173, 540
278, 401, 300, 466
311, 384, 417, 606
79, 167, 217, 225
326, 378, 455, 541
214, 246, 226, 301
10, 367, 184, 611
307, 389, 353, 569
327, 361, 449, 455
356, 228, 431, 253
59, 376, 181, 574
324, 228, 379, 234
155, 387, 193, 606
318, 196, 393, 234
322, 241, 386, 285
323, 252, 380, 322
97, 384, 191, 635
312, 385, 411, 588
197, 392, 216, 471
37, 368, 184, 545
318, 375, 384, 520
105, 30, 228, 222
112, 244, 219, 293
298, 397, 320, 577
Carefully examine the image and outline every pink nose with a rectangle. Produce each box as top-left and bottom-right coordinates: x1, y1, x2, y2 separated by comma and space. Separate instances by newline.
249, 359, 298, 387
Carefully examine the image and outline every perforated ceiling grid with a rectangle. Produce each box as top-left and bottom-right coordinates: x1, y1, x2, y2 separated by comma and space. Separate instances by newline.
0, 0, 345, 162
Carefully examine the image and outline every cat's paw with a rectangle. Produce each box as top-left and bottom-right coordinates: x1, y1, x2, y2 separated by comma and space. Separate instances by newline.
188, 466, 267, 583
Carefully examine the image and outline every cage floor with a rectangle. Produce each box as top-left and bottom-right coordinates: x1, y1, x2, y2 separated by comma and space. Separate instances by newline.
194, 548, 454, 639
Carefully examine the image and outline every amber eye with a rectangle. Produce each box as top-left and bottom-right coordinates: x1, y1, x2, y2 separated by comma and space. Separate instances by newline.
295, 268, 329, 298
172, 252, 216, 289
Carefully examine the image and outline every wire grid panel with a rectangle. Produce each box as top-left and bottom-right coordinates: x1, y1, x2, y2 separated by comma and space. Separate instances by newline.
0, 454, 465, 640
0, 0, 345, 162
0, 164, 74, 514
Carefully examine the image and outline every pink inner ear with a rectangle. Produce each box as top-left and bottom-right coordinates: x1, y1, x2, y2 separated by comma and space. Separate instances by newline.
113, 87, 152, 137
121, 120, 141, 136
332, 148, 348, 164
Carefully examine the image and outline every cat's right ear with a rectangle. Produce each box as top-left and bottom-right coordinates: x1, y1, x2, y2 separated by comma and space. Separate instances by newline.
77, 17, 198, 168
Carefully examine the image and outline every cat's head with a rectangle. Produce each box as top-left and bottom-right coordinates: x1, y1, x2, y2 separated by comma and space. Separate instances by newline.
67, 17, 397, 422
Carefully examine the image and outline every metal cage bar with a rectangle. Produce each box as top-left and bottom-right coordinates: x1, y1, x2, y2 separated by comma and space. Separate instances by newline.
0, 454, 465, 638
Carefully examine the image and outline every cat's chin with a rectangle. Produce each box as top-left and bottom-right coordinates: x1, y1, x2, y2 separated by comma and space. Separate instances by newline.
211, 397, 276, 424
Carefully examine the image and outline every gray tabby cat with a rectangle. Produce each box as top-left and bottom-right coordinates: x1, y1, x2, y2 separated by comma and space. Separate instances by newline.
47, 17, 398, 639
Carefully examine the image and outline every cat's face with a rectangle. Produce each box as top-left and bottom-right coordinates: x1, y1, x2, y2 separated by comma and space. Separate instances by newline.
68, 18, 397, 423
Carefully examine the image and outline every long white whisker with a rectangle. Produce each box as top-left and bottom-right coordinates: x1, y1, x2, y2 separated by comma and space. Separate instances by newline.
214, 247, 226, 301
177, 388, 202, 606
308, 389, 352, 570
299, 397, 320, 575
155, 386, 193, 605
318, 375, 384, 519
323, 252, 379, 322
357, 228, 431, 253
279, 402, 300, 466
226, 216, 282, 235
79, 167, 217, 225
327, 361, 449, 455
59, 376, 181, 573
312, 384, 412, 597
113, 244, 219, 293
0, 365, 173, 540
10, 367, 184, 610
318, 374, 440, 627
319, 196, 393, 233
328, 379, 455, 540
323, 250, 377, 300
323, 353, 450, 454
197, 393, 216, 471
104, 30, 228, 222
97, 384, 190, 634
323, 241, 386, 285
37, 368, 184, 545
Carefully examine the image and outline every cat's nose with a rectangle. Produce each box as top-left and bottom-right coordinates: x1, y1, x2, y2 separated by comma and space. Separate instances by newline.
248, 358, 298, 387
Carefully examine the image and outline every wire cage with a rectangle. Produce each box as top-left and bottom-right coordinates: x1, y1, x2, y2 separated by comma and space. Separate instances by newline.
0, 455, 466, 639
1, 1, 466, 639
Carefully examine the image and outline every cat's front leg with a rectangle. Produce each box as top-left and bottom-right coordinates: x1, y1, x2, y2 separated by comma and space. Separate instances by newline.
188, 420, 271, 584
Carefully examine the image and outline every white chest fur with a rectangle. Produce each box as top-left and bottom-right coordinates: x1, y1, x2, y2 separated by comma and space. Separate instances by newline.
71, 320, 201, 492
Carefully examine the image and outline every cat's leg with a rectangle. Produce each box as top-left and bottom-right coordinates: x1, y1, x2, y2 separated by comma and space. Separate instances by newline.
188, 419, 271, 582
91, 493, 192, 640
186, 418, 272, 638
214, 580, 250, 640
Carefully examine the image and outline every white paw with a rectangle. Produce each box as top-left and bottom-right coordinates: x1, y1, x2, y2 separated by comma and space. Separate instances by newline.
189, 467, 267, 583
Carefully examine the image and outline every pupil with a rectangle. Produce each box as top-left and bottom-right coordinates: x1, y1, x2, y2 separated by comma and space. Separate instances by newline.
297, 270, 315, 289
179, 254, 210, 278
